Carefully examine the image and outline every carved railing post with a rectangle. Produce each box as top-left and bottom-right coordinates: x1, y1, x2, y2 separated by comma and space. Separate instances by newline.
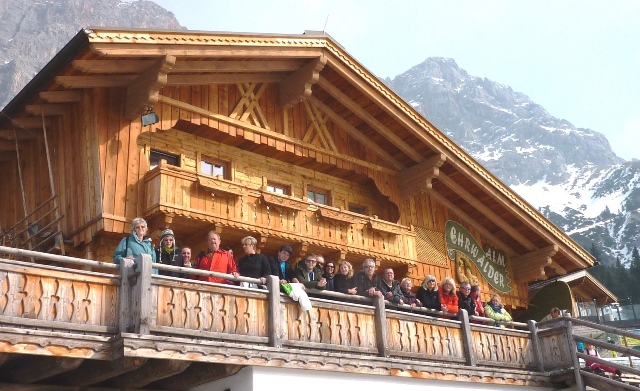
458, 309, 476, 366
267, 275, 282, 348
528, 320, 545, 372
564, 315, 584, 390
130, 254, 153, 335
373, 296, 389, 358
118, 258, 135, 333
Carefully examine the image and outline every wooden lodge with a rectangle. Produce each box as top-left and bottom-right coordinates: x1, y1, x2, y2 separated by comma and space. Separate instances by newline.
0, 28, 622, 389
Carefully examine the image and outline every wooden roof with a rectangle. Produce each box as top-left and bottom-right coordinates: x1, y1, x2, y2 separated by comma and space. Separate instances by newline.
0, 27, 595, 282
529, 269, 618, 306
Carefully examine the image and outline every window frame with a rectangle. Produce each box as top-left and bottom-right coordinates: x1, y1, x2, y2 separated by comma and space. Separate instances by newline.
200, 155, 231, 180
150, 149, 180, 170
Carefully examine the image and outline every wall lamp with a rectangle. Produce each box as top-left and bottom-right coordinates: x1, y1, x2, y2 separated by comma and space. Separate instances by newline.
141, 107, 159, 126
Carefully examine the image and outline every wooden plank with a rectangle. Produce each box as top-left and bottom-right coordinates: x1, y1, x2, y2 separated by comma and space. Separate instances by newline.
39, 90, 84, 103
25, 104, 66, 116
55, 75, 136, 88
167, 73, 284, 85
172, 59, 305, 73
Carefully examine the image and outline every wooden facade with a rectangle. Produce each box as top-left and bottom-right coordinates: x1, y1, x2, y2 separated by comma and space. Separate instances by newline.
3, 27, 636, 390
0, 28, 595, 318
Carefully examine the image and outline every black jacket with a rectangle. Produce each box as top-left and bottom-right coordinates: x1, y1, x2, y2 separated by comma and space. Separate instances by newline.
457, 291, 477, 316
155, 246, 184, 277
416, 287, 441, 312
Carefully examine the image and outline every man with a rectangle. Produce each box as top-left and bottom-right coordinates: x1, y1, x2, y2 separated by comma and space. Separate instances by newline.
457, 282, 477, 316
181, 247, 192, 267
197, 231, 239, 283
353, 258, 382, 298
294, 254, 326, 290
542, 307, 562, 321
269, 245, 297, 283
377, 268, 403, 304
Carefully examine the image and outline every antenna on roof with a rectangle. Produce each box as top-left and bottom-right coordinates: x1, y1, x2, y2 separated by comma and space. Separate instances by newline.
323, 15, 329, 33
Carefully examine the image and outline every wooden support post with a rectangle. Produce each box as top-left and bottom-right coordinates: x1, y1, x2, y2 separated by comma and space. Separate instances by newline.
118, 258, 135, 333
267, 275, 283, 348
458, 309, 476, 367
136, 253, 153, 335
565, 315, 585, 391
528, 320, 545, 372
373, 296, 389, 358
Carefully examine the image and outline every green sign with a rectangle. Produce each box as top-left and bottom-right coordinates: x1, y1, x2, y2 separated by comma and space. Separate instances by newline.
445, 220, 512, 293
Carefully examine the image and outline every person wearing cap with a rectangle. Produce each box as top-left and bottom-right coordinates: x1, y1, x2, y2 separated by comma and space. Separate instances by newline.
155, 228, 184, 277
269, 244, 297, 284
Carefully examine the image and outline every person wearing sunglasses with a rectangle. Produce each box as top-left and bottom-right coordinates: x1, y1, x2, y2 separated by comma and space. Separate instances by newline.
416, 275, 441, 314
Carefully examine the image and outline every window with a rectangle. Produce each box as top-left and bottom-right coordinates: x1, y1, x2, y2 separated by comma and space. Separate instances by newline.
150, 150, 179, 170
201, 156, 230, 179
307, 186, 329, 205
266, 181, 290, 196
348, 204, 367, 215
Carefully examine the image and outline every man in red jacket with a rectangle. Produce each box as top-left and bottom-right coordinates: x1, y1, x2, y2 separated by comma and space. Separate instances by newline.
197, 231, 239, 283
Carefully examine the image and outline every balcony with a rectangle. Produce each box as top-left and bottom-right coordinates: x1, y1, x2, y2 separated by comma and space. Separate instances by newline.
2, 245, 616, 390
142, 163, 416, 265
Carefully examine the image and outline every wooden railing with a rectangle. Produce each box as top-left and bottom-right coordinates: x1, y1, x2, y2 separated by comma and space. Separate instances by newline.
142, 164, 416, 264
6, 245, 639, 390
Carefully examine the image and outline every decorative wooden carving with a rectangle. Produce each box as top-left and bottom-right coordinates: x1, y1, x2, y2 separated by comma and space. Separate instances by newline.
316, 205, 362, 225
280, 56, 327, 109
368, 217, 404, 235
261, 193, 309, 212
125, 54, 176, 120
398, 153, 446, 198
197, 175, 260, 198
471, 327, 536, 369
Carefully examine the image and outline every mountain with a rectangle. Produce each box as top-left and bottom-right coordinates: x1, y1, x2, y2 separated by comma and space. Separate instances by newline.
1, 0, 638, 266
387, 58, 640, 265
0, 0, 183, 109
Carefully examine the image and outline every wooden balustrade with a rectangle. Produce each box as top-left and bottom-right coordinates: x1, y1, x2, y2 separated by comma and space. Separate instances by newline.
0, 245, 564, 377
143, 165, 416, 263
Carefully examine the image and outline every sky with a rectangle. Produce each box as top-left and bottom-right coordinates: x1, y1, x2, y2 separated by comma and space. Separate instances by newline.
152, 0, 640, 161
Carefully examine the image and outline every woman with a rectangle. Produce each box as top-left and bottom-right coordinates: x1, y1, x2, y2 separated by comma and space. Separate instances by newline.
585, 344, 620, 376
113, 217, 157, 274
484, 294, 513, 327
399, 278, 421, 308
416, 275, 441, 313
334, 260, 357, 294
470, 285, 485, 317
154, 229, 184, 277
237, 236, 271, 286
440, 277, 459, 314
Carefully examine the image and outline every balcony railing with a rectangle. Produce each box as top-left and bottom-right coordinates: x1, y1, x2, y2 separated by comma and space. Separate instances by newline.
2, 245, 640, 389
143, 164, 416, 264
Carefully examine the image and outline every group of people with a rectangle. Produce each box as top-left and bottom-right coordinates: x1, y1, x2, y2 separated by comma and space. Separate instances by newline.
113, 218, 513, 325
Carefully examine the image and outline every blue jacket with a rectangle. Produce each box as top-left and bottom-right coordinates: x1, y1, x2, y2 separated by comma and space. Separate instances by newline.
113, 232, 158, 274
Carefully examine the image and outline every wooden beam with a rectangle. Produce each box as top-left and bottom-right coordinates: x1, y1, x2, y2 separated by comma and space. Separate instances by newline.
280, 56, 326, 109
72, 59, 156, 73
157, 95, 397, 174
511, 245, 558, 265
438, 172, 537, 251
172, 60, 305, 73
398, 154, 446, 197
0, 140, 18, 151
90, 43, 324, 59
150, 362, 243, 390
0, 151, 17, 161
2, 117, 51, 129
25, 104, 66, 116
0, 129, 41, 140
58, 357, 148, 387
429, 190, 516, 256
317, 76, 424, 163
2, 356, 83, 383
167, 73, 284, 85
55, 75, 136, 88
39, 90, 83, 103
307, 96, 404, 170
125, 54, 176, 120
104, 359, 191, 388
